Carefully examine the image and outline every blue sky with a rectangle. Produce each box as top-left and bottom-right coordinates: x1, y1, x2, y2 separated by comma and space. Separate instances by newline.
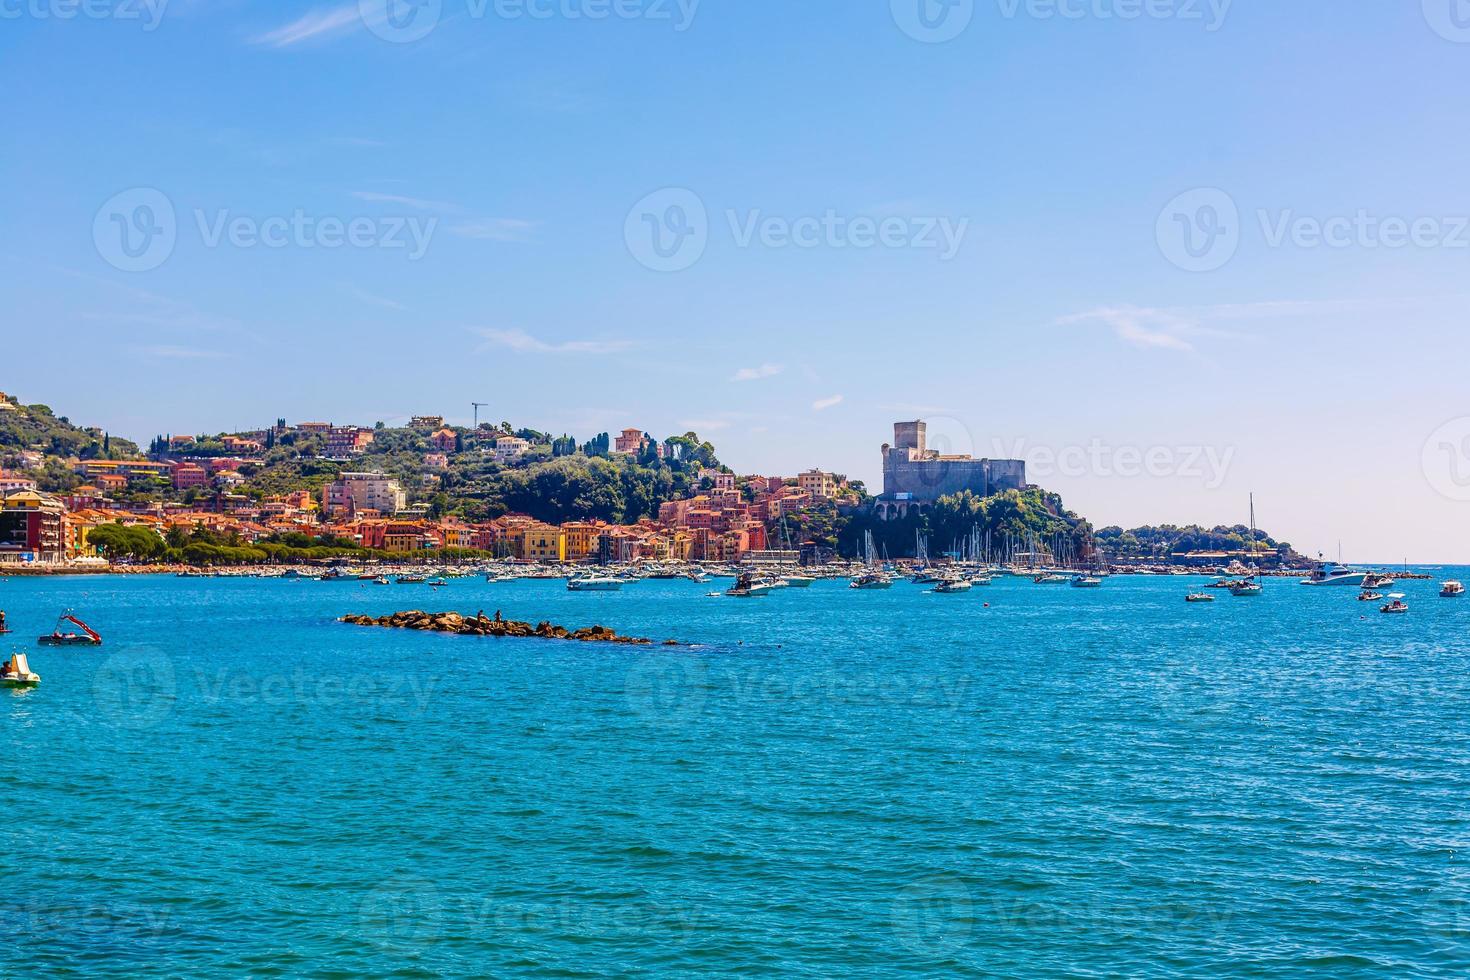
5, 0, 1470, 560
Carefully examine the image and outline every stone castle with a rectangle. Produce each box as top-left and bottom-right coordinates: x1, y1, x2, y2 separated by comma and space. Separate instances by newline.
875, 421, 1027, 520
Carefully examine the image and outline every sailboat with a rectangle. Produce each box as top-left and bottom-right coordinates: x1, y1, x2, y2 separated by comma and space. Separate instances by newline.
1229, 494, 1264, 596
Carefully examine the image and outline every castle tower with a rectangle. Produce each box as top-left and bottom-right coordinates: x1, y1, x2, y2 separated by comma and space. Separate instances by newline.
893, 421, 926, 455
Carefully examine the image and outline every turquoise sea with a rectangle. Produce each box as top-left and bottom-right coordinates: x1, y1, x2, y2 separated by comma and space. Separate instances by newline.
5, 570, 1470, 977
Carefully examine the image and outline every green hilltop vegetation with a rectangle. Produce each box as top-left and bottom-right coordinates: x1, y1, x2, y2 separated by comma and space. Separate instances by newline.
148, 422, 726, 527
0, 394, 139, 460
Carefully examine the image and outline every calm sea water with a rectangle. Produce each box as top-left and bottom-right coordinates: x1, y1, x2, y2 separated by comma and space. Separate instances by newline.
5, 569, 1470, 977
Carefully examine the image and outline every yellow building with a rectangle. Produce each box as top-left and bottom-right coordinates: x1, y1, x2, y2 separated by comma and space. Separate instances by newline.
562, 522, 602, 561
516, 524, 566, 562
798, 468, 839, 499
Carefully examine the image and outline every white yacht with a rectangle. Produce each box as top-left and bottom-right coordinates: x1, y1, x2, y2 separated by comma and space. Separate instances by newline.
567, 576, 624, 592
1299, 560, 1367, 588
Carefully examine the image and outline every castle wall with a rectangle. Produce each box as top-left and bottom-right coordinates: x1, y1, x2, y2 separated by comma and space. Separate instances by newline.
882, 457, 1027, 501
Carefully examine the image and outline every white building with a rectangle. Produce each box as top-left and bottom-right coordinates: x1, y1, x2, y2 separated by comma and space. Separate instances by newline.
322, 471, 407, 516
494, 437, 531, 464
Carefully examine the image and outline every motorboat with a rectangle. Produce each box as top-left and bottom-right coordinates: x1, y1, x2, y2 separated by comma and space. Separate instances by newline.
1229, 580, 1263, 597
932, 576, 972, 594
1300, 559, 1367, 588
567, 576, 624, 592
1363, 573, 1396, 590
849, 572, 893, 590
38, 612, 102, 647
1, 652, 39, 688
374, 577, 391, 586
1033, 573, 1071, 584
1185, 593, 1215, 603
1442, 580, 1466, 598
1070, 575, 1103, 588
686, 570, 710, 584
781, 574, 816, 588
727, 573, 774, 598
397, 575, 427, 585
1359, 591, 1384, 602
1381, 595, 1409, 614
970, 575, 993, 587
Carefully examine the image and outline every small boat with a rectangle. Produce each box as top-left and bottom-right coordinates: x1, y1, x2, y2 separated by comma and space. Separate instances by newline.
969, 576, 993, 587
1185, 593, 1215, 603
932, 576, 972, 594
849, 572, 893, 590
397, 575, 427, 585
1229, 580, 1263, 597
38, 612, 102, 647
1033, 573, 1071, 584
567, 576, 624, 592
1070, 575, 1103, 589
428, 579, 448, 588
1442, 580, 1465, 598
1359, 591, 1384, 602
1381, 595, 1409, 614
374, 577, 391, 586
1, 652, 39, 688
0, 611, 8, 635
727, 572, 774, 598
781, 574, 816, 588
686, 570, 710, 584
1363, 573, 1396, 590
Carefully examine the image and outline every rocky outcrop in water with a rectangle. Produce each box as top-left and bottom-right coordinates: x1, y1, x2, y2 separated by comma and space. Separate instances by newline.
340, 610, 666, 645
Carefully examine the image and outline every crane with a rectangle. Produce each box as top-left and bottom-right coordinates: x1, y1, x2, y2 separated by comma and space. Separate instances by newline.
472, 402, 489, 427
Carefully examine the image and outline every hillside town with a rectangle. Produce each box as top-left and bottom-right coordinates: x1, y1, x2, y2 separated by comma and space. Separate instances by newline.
0, 396, 867, 567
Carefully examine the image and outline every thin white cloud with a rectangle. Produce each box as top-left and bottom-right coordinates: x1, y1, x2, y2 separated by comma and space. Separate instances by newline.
730, 363, 784, 383
474, 328, 632, 356
351, 190, 462, 213
812, 394, 844, 411
249, 4, 360, 47
341, 284, 407, 311
140, 345, 226, 360
1058, 298, 1351, 353
448, 219, 537, 242
679, 418, 734, 432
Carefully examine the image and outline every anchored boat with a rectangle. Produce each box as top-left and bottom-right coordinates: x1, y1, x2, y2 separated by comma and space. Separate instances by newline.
38, 612, 102, 647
